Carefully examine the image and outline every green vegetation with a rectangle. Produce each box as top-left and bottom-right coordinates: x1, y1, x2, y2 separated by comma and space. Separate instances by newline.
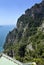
4, 1, 44, 65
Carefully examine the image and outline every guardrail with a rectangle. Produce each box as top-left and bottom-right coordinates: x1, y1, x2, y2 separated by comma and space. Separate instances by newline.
1, 53, 36, 65
2, 53, 23, 65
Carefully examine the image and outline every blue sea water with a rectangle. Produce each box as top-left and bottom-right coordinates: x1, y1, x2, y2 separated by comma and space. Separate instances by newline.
0, 25, 15, 52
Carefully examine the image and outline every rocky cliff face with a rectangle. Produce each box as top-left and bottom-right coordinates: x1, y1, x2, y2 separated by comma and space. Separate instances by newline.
4, 1, 44, 64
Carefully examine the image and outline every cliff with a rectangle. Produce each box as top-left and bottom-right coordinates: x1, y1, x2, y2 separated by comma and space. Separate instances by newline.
4, 1, 44, 65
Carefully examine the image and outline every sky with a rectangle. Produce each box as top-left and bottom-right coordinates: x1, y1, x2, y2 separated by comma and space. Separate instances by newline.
0, 0, 42, 26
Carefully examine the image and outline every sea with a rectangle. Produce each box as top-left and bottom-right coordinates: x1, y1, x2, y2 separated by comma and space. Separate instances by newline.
0, 25, 15, 52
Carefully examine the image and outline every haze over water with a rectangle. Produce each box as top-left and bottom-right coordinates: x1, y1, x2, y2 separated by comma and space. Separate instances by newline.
0, 25, 15, 52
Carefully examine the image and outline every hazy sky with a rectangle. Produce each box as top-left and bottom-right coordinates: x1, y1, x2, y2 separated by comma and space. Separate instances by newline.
0, 0, 42, 25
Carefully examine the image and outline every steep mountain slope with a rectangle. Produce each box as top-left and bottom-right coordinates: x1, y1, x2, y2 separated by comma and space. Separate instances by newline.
4, 1, 44, 65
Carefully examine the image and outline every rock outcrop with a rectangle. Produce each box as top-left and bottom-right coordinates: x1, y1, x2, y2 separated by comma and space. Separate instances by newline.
4, 1, 44, 64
